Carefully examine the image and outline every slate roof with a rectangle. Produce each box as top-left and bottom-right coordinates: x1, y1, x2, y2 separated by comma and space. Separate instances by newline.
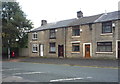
31, 23, 55, 32
69, 14, 102, 26
95, 11, 120, 22
31, 18, 77, 32
30, 11, 119, 32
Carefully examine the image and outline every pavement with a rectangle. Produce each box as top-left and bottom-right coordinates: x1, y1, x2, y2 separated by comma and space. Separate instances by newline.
2, 56, 119, 68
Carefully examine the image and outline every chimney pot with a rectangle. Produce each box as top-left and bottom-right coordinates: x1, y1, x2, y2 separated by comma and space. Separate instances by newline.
77, 11, 83, 18
41, 20, 47, 26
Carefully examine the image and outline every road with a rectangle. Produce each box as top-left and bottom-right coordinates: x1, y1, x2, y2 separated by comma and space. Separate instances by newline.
2, 61, 118, 82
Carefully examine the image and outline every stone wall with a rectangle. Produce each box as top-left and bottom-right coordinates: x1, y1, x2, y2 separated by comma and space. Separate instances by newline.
27, 20, 119, 59
19, 48, 29, 56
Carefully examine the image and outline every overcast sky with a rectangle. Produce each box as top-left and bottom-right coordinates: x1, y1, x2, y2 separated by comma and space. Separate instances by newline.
16, 0, 119, 28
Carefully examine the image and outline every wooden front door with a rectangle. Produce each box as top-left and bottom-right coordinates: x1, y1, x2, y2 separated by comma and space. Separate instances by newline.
58, 45, 64, 57
85, 44, 91, 58
118, 42, 120, 59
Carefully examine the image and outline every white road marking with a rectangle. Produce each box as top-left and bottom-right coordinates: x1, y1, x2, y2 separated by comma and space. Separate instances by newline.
14, 72, 44, 75
50, 77, 84, 82
2, 68, 20, 71
12, 76, 23, 79
2, 76, 23, 82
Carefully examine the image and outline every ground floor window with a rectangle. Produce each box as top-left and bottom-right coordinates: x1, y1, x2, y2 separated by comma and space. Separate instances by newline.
97, 42, 112, 52
32, 44, 38, 53
72, 43, 80, 52
49, 42, 56, 53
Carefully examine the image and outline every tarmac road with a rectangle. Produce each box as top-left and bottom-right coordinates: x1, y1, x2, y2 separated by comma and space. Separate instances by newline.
2, 61, 118, 83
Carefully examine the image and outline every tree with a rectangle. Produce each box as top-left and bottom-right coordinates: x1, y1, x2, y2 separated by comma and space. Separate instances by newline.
2, 2, 33, 48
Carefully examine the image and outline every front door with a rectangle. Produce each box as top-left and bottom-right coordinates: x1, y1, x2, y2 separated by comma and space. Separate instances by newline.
118, 42, 120, 59
85, 44, 91, 58
39, 44, 44, 56
58, 45, 64, 57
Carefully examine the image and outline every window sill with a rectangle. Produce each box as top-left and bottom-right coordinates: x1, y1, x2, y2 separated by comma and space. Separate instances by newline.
32, 39, 38, 41
71, 41, 81, 43
71, 52, 80, 54
100, 33, 113, 36
32, 51, 38, 53
96, 52, 113, 54
72, 36, 80, 38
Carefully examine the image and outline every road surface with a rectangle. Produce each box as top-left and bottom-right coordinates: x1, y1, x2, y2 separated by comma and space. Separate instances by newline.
2, 61, 118, 82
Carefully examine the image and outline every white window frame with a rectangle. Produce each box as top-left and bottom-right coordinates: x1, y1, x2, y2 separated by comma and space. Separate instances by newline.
32, 32, 37, 40
97, 42, 112, 52
32, 44, 38, 53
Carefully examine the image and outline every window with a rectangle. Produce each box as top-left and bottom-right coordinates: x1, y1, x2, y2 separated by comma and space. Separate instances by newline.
97, 42, 112, 52
102, 21, 112, 33
49, 29, 56, 39
49, 43, 56, 53
72, 26, 80, 36
32, 32, 37, 40
72, 43, 80, 52
32, 44, 38, 53
89, 23, 92, 30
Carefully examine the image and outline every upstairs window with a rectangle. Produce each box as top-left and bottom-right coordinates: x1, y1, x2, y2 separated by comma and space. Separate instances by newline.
97, 42, 112, 52
49, 29, 56, 39
49, 43, 56, 53
72, 26, 80, 36
89, 23, 92, 30
102, 21, 112, 33
32, 32, 37, 40
72, 43, 80, 52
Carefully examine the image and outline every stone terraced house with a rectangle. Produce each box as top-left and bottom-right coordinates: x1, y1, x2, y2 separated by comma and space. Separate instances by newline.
28, 11, 120, 59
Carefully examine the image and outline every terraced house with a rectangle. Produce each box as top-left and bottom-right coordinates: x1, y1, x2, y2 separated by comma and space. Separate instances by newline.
28, 11, 120, 59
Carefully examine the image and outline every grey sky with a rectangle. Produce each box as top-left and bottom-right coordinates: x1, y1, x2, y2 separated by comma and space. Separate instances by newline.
16, 0, 119, 28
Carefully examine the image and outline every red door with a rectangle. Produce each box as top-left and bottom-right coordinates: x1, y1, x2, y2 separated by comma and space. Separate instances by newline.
85, 44, 91, 58
58, 45, 64, 57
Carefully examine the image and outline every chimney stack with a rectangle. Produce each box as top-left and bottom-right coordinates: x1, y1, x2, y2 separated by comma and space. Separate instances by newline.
41, 20, 47, 26
77, 11, 83, 18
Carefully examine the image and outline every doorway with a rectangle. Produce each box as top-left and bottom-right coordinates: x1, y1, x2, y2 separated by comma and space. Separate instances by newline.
39, 44, 44, 56
85, 44, 91, 58
118, 42, 120, 59
58, 45, 64, 57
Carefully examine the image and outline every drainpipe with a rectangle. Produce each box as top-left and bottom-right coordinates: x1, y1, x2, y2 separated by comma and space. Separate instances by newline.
64, 27, 67, 58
